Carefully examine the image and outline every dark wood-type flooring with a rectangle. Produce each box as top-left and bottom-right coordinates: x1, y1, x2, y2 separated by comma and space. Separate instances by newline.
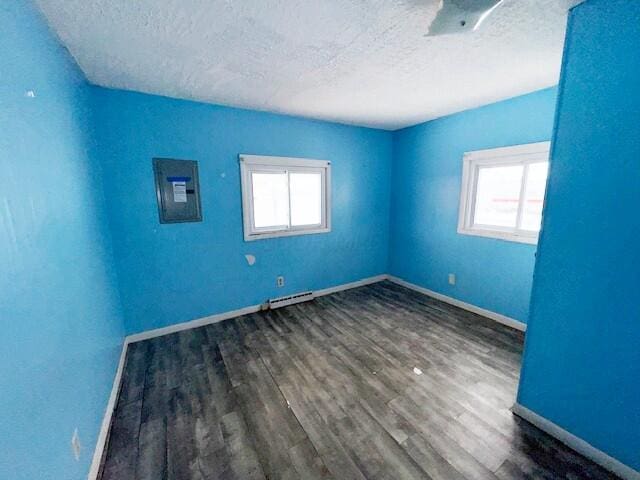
100, 281, 619, 480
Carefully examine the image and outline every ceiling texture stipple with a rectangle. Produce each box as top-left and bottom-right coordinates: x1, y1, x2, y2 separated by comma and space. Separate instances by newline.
36, 0, 576, 130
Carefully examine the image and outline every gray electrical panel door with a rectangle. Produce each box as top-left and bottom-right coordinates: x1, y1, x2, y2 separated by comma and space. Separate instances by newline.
153, 158, 202, 223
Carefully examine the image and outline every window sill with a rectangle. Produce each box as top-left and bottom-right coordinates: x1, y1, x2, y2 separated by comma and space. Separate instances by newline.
457, 227, 538, 245
244, 227, 331, 242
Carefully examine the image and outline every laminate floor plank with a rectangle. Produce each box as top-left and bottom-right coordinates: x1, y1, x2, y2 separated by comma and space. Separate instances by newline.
100, 281, 621, 480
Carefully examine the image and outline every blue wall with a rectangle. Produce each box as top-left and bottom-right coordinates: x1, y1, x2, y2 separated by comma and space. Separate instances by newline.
91, 88, 392, 334
0, 2, 125, 479
517, 0, 640, 472
389, 88, 558, 323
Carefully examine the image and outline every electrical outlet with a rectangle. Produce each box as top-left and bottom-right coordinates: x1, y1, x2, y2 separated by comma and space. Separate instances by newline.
448, 273, 456, 285
71, 428, 81, 461
276, 276, 285, 288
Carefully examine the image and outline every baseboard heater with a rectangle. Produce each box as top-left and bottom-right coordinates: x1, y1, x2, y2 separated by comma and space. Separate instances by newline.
266, 291, 315, 309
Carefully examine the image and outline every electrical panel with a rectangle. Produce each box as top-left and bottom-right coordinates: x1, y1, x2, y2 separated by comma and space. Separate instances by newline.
153, 158, 202, 223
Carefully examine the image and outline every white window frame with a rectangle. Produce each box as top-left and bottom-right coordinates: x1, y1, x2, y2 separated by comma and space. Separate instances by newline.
239, 154, 331, 241
457, 141, 550, 245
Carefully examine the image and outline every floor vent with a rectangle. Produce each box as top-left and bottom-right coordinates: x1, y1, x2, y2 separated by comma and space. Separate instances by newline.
268, 291, 315, 309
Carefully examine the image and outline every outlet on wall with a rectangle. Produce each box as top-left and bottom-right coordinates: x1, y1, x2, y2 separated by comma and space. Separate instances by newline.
277, 276, 285, 288
71, 428, 81, 461
448, 273, 456, 285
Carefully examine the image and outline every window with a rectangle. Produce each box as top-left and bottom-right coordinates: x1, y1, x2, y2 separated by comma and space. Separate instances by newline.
457, 142, 550, 244
239, 155, 331, 241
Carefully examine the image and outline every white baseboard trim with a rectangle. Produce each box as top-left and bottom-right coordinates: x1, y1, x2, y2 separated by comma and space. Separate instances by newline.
512, 403, 640, 480
387, 275, 526, 332
125, 274, 388, 344
88, 340, 129, 480
313, 274, 388, 297
126, 303, 263, 344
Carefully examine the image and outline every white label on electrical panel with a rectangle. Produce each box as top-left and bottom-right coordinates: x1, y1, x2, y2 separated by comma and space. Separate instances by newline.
172, 181, 187, 202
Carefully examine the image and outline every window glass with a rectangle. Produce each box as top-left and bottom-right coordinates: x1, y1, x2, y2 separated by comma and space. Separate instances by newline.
251, 172, 289, 229
290, 172, 322, 226
520, 162, 548, 232
473, 165, 524, 228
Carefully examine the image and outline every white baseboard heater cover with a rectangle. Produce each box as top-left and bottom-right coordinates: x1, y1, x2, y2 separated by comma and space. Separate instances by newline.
268, 291, 315, 309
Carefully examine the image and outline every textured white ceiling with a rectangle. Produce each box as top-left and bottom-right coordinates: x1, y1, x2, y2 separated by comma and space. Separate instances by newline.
36, 0, 574, 130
